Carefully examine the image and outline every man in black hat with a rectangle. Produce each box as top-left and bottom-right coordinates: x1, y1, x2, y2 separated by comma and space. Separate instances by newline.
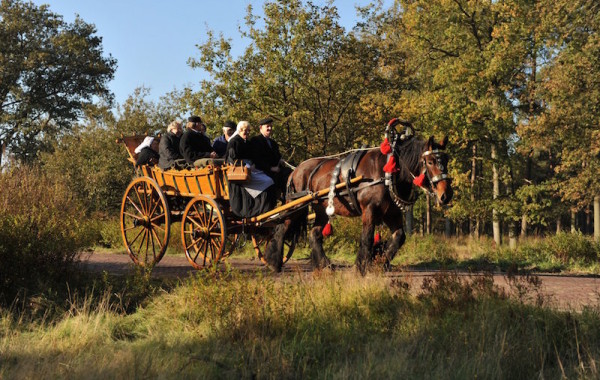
180, 115, 217, 166
212, 120, 236, 157
250, 117, 291, 197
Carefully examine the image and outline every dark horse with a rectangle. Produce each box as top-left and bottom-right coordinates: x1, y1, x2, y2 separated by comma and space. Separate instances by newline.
265, 124, 453, 274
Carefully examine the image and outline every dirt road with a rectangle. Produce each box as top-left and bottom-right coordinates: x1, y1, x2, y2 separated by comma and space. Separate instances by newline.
79, 252, 600, 311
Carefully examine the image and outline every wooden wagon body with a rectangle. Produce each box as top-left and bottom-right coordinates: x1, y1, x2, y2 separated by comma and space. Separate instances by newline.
117, 135, 359, 269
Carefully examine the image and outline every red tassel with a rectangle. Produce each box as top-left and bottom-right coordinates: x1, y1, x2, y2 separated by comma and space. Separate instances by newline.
322, 222, 333, 237
380, 138, 391, 155
413, 173, 426, 187
383, 155, 398, 173
374, 233, 381, 245
388, 118, 400, 128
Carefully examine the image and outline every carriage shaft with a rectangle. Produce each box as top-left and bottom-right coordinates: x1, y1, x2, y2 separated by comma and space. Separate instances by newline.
249, 176, 363, 223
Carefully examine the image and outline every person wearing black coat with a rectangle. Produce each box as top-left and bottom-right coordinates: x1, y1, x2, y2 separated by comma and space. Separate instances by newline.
180, 115, 217, 165
158, 120, 183, 170
225, 121, 275, 218
250, 117, 291, 198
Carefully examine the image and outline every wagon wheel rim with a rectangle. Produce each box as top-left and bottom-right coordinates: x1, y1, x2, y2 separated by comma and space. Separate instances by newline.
120, 177, 170, 267
252, 234, 296, 265
181, 196, 226, 269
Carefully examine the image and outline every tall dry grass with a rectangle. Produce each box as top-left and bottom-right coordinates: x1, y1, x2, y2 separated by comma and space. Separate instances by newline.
1, 270, 599, 379
0, 166, 93, 306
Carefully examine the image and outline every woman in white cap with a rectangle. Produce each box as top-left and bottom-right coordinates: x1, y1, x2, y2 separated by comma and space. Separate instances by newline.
225, 121, 276, 217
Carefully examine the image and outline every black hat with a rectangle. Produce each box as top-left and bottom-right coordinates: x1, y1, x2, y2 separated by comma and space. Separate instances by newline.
258, 117, 273, 126
224, 120, 236, 130
188, 115, 202, 123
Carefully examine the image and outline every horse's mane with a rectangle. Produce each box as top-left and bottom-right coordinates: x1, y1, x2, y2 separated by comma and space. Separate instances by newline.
395, 136, 426, 181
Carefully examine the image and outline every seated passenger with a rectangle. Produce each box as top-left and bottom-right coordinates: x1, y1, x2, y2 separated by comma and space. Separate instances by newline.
180, 115, 217, 166
158, 120, 183, 170
250, 117, 292, 199
212, 120, 236, 157
134, 136, 159, 167
225, 121, 276, 218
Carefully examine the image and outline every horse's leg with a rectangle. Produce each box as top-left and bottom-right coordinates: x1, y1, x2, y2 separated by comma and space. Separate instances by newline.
264, 222, 288, 272
308, 207, 331, 269
382, 209, 406, 270
356, 206, 376, 276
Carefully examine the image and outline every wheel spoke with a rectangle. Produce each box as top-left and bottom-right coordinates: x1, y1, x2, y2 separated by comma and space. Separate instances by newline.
151, 223, 165, 233
150, 213, 166, 223
134, 184, 147, 215
188, 214, 204, 229
149, 226, 157, 256
126, 196, 145, 217
151, 228, 164, 249
137, 229, 148, 259
193, 203, 205, 227
185, 235, 205, 252
127, 226, 145, 246
144, 227, 150, 262
148, 194, 161, 218
142, 182, 150, 215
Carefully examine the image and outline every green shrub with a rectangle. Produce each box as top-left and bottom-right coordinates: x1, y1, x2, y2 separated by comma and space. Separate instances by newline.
518, 232, 599, 266
396, 234, 457, 265
0, 167, 93, 305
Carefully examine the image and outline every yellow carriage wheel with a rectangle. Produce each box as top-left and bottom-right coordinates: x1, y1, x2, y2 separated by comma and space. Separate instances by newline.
120, 177, 170, 267
181, 196, 226, 269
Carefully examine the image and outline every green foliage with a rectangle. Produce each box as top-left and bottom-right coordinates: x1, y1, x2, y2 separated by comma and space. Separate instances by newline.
41, 88, 171, 214
0, 166, 94, 306
42, 124, 133, 213
518, 233, 600, 266
0, 0, 116, 163
396, 234, 457, 266
188, 0, 382, 162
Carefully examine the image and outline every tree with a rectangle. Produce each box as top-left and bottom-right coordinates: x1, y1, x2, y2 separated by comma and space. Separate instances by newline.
187, 0, 381, 162
522, 0, 600, 239
42, 89, 170, 213
0, 0, 116, 165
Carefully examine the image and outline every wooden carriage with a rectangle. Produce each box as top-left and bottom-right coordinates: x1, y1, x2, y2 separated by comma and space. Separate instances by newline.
118, 135, 362, 269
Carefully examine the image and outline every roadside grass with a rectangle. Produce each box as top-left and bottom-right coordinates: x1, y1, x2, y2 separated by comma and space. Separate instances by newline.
87, 216, 600, 274
1, 270, 600, 379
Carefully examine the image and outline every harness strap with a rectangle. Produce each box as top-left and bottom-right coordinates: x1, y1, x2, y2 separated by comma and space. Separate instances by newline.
308, 158, 336, 192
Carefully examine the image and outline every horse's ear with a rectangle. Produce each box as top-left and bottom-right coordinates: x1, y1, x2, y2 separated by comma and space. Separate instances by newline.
428, 136, 434, 149
440, 135, 448, 149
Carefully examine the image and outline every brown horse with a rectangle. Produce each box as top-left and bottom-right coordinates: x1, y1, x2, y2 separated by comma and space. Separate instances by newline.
265, 131, 453, 274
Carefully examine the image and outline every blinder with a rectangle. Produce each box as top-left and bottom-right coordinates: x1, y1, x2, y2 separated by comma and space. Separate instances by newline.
421, 149, 451, 185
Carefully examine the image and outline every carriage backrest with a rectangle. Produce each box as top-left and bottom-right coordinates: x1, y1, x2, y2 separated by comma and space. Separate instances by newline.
117, 135, 161, 166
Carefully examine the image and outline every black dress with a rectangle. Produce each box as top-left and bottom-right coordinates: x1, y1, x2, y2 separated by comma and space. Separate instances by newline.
225, 135, 275, 218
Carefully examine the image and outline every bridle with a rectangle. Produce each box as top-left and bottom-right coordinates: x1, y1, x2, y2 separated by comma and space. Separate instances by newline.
421, 148, 451, 188
384, 121, 452, 208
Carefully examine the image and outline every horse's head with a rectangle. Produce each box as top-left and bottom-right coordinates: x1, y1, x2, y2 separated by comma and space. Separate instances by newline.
422, 136, 453, 205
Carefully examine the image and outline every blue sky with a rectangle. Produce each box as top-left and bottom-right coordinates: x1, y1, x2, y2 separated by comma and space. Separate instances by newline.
32, 1, 391, 106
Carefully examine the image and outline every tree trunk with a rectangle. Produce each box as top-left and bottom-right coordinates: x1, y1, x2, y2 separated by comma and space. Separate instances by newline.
426, 193, 432, 235
521, 157, 532, 238
470, 144, 479, 239
405, 206, 413, 236
491, 143, 501, 247
594, 196, 600, 242
571, 209, 577, 233
445, 217, 452, 238
586, 205, 591, 235
556, 217, 562, 234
